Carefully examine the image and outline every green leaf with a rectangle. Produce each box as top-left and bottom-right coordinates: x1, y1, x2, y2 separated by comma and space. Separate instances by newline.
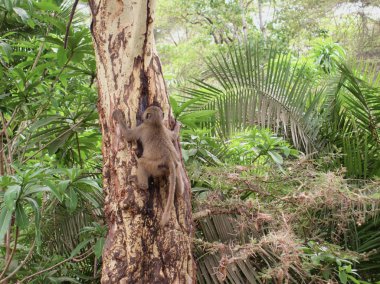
0, 41, 12, 58
65, 188, 78, 212
29, 116, 60, 132
27, 18, 35, 28
94, 237, 105, 258
339, 269, 348, 284
347, 275, 362, 284
24, 197, 41, 248
268, 151, 283, 165
34, 0, 60, 11
2, 0, 13, 11
15, 204, 29, 229
70, 239, 91, 257
4, 185, 21, 210
59, 179, 70, 191
181, 149, 189, 161
57, 47, 68, 67
13, 7, 29, 22
169, 96, 179, 116
0, 207, 12, 242
75, 178, 101, 190
180, 110, 216, 123
46, 181, 64, 202
24, 185, 51, 196
47, 131, 73, 154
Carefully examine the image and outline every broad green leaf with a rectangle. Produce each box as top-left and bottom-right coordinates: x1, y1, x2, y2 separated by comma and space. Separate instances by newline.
13, 7, 29, 22
27, 18, 35, 28
180, 110, 216, 122
57, 47, 68, 67
4, 185, 21, 210
339, 269, 348, 284
59, 180, 71, 191
169, 96, 179, 116
34, 0, 60, 11
45, 181, 64, 202
94, 237, 105, 258
0, 207, 12, 242
0, 41, 12, 58
65, 188, 78, 212
15, 204, 29, 229
43, 36, 64, 46
29, 116, 60, 132
24, 197, 41, 248
181, 149, 189, 161
24, 185, 51, 196
268, 151, 283, 165
47, 131, 73, 154
2, 0, 13, 11
75, 178, 101, 190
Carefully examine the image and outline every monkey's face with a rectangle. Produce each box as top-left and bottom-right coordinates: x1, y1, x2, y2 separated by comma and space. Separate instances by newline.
143, 106, 164, 125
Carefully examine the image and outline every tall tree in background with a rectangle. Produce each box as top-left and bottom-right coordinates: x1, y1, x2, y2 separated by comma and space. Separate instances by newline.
88, 1, 195, 282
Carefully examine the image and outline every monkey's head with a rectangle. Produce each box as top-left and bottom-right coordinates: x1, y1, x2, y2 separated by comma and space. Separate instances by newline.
143, 106, 164, 125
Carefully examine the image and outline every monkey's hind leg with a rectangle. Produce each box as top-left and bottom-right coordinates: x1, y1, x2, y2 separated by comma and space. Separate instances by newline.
136, 159, 149, 190
160, 161, 177, 227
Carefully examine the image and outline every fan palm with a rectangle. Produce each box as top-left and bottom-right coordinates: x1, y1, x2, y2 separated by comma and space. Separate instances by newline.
182, 42, 324, 154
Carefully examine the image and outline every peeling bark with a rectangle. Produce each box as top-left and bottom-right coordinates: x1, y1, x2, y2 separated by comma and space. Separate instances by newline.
88, 1, 195, 283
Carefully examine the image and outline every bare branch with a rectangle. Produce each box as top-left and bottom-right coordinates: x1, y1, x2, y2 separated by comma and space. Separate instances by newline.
64, 0, 80, 49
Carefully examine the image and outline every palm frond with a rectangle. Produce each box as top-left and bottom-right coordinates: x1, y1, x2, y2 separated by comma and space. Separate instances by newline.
324, 61, 380, 177
182, 42, 324, 154
195, 213, 309, 283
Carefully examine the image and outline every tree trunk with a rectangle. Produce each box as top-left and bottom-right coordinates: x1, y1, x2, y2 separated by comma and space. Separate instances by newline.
239, 0, 248, 43
257, 0, 266, 38
88, 1, 195, 283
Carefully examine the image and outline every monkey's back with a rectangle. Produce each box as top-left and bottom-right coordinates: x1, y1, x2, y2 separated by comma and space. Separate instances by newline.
139, 125, 178, 163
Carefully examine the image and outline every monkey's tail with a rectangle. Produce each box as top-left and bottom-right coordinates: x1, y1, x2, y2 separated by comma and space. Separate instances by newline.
176, 161, 184, 195
160, 161, 177, 227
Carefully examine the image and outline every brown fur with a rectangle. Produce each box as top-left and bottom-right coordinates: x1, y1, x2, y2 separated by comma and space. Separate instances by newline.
115, 106, 184, 227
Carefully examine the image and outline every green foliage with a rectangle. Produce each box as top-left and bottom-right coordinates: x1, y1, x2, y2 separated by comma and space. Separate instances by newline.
309, 37, 346, 74
181, 128, 225, 166
324, 62, 380, 178
170, 95, 216, 129
302, 241, 361, 282
191, 162, 380, 283
226, 128, 299, 169
183, 42, 324, 154
0, 1, 102, 282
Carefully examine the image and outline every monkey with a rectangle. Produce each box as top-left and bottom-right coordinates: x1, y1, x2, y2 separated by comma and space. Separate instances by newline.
113, 106, 184, 227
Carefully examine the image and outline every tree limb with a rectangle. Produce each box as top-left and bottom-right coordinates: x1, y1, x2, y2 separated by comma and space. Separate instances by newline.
64, 0, 79, 49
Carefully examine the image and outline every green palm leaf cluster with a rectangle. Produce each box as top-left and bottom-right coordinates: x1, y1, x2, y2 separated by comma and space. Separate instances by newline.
182, 43, 324, 154
325, 62, 380, 178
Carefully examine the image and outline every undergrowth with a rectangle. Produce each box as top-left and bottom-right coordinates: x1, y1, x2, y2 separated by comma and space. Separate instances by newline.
191, 160, 380, 284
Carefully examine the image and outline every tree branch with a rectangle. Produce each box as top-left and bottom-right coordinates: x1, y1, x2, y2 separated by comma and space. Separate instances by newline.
0, 227, 19, 280
64, 0, 79, 49
0, 241, 35, 284
18, 249, 93, 284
